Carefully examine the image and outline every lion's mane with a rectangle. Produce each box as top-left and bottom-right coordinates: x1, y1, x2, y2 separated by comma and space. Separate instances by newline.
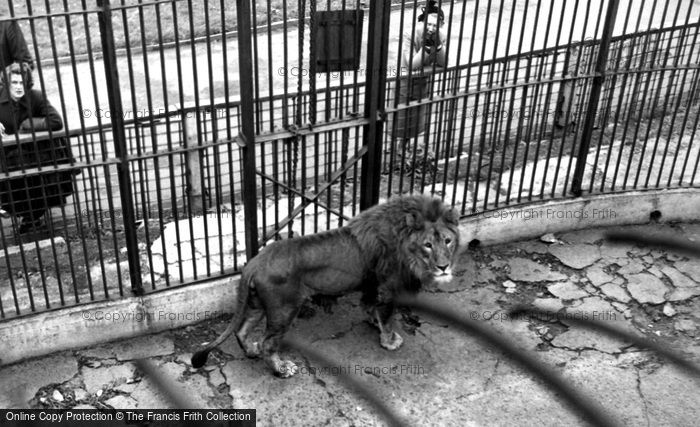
347, 194, 460, 290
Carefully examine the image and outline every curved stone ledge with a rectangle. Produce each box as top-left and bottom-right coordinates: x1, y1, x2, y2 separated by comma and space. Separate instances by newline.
1, 276, 239, 366
459, 188, 700, 246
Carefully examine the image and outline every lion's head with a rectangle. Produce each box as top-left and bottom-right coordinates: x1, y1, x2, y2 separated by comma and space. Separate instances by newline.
349, 195, 460, 287
400, 197, 460, 285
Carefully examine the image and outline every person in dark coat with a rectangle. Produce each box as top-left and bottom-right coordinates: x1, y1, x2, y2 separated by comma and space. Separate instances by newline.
0, 62, 77, 234
0, 17, 34, 86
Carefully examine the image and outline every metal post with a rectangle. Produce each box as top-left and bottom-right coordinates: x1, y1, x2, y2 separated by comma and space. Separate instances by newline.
360, 0, 391, 210
183, 114, 204, 214
236, 0, 259, 259
97, 0, 143, 294
571, 0, 620, 196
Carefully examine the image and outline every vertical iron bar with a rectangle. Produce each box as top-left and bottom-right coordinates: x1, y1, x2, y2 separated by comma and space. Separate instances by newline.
673, 23, 700, 185
529, 2, 559, 201
96, 0, 143, 294
309, 0, 317, 126
686, 96, 700, 186
202, 0, 224, 275
0, 0, 17, 314
314, 133, 320, 232
405, 2, 421, 194
134, 1, 159, 289
587, 37, 614, 193
184, 0, 203, 280
251, 1, 262, 134
122, 0, 155, 289
12, 6, 39, 312
266, 1, 275, 131
500, 0, 530, 206
220, 2, 240, 270
491, 0, 518, 208
113, 0, 148, 292
170, 1, 187, 282
359, 0, 391, 210
41, 0, 79, 306
81, 0, 110, 300
571, 0, 620, 196
386, 0, 409, 197
599, 1, 633, 193
642, 3, 680, 189
552, 0, 580, 197
300, 135, 307, 235
634, 4, 670, 189
621, 0, 659, 190
480, 0, 506, 207
154, 1, 174, 287
515, 0, 543, 205
538, 1, 569, 200
610, 1, 647, 191
237, 0, 259, 259
254, 1, 267, 242
460, 0, 483, 214
282, 0, 290, 126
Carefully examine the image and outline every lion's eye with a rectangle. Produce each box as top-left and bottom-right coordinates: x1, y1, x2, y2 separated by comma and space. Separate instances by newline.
445, 238, 452, 245
424, 242, 433, 249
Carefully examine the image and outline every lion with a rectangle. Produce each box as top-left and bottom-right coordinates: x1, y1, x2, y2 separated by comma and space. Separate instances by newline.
191, 194, 460, 377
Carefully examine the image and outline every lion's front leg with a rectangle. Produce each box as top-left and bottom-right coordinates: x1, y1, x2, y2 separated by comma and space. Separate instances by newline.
265, 348, 299, 378
372, 303, 403, 351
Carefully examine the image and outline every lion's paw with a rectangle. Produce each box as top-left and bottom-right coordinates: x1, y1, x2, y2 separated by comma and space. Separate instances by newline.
275, 360, 299, 378
244, 342, 261, 358
380, 331, 403, 351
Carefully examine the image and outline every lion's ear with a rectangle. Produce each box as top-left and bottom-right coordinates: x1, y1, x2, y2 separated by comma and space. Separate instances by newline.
444, 208, 459, 226
405, 212, 424, 229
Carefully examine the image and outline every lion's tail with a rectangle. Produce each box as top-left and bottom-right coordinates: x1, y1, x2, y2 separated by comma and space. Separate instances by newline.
191, 270, 253, 368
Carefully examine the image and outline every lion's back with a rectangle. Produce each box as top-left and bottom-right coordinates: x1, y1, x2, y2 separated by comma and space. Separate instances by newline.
243, 227, 368, 293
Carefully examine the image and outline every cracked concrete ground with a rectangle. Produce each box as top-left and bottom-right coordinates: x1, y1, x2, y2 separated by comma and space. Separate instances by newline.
1, 222, 699, 426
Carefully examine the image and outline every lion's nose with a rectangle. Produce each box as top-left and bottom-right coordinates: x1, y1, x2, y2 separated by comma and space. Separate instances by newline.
437, 264, 449, 273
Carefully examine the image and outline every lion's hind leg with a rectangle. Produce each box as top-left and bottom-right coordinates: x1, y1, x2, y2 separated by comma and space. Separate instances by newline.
261, 300, 304, 378
236, 308, 264, 358
234, 288, 265, 358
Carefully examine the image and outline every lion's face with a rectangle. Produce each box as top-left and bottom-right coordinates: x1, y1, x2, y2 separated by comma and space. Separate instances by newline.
404, 220, 459, 284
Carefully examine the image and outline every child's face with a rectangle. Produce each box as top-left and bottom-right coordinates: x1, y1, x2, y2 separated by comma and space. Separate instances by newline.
9, 74, 25, 101
425, 13, 441, 35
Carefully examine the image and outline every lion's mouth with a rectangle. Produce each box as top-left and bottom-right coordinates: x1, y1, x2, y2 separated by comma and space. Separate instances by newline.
432, 271, 453, 283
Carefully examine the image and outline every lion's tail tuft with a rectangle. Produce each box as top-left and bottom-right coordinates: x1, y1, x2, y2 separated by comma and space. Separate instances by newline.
190, 271, 253, 369
190, 349, 211, 368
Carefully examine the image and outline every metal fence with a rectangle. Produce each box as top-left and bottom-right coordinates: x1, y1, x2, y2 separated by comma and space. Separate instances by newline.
0, 0, 698, 319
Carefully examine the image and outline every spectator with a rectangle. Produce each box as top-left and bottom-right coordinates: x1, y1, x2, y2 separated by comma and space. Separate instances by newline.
389, 0, 447, 170
403, 1, 447, 72
0, 62, 77, 234
0, 16, 34, 87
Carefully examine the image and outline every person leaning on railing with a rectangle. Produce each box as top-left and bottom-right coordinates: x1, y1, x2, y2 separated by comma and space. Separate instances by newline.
0, 62, 78, 234
389, 0, 447, 172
